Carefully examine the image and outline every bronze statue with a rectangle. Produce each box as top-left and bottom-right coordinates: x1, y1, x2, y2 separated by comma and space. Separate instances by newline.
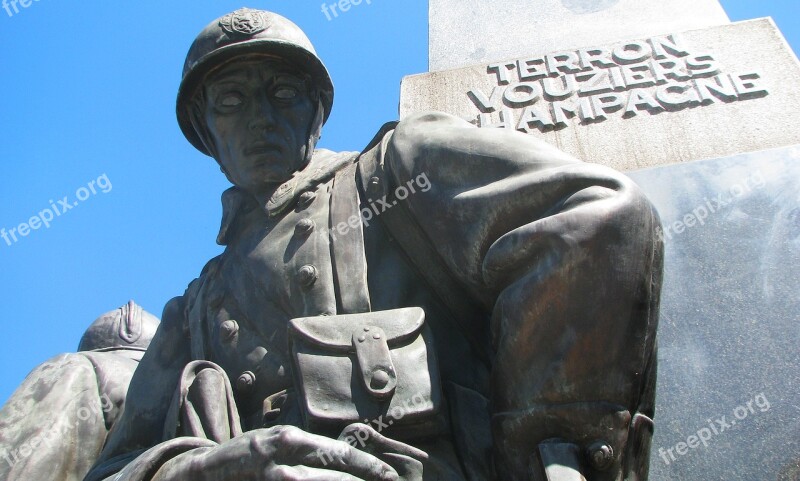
0, 301, 160, 481
3, 8, 664, 481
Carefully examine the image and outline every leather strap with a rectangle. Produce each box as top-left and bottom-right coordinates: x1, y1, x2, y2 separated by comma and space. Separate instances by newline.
352, 326, 397, 400
538, 442, 588, 481
357, 130, 491, 365
330, 160, 372, 314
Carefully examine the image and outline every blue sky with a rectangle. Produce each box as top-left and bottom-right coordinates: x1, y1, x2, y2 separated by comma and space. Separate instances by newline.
0, 1, 797, 404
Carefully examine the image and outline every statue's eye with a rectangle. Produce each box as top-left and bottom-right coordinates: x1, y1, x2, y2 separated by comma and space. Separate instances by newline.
273, 86, 298, 100
219, 93, 243, 108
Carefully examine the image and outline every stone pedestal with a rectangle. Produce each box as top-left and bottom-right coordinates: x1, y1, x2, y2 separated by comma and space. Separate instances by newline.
627, 146, 800, 480
430, 0, 730, 71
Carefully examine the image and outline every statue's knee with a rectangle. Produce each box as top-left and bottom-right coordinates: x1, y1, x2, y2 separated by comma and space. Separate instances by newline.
186, 368, 229, 405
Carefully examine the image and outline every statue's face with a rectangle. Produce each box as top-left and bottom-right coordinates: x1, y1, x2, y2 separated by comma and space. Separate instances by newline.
203, 58, 316, 194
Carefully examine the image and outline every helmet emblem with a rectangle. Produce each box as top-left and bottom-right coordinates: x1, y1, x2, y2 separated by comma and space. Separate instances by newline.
219, 8, 270, 37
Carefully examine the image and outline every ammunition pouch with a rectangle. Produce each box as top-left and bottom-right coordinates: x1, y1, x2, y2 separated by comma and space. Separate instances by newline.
289, 307, 444, 440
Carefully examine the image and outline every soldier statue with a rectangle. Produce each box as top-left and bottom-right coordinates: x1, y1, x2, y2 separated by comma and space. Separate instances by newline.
0, 301, 160, 481
9, 7, 665, 481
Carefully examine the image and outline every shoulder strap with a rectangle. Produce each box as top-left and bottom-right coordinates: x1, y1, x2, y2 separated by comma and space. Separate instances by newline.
356, 129, 491, 364
326, 121, 402, 314
330, 159, 372, 314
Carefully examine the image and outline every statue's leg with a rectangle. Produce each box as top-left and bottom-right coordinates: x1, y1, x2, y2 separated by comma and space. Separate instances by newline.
489, 194, 663, 481
82, 361, 236, 481
164, 361, 243, 443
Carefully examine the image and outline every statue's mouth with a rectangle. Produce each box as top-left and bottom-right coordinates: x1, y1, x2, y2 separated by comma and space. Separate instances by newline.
246, 143, 282, 156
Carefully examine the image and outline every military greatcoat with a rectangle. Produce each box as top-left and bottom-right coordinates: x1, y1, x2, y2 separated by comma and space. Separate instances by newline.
87, 112, 663, 481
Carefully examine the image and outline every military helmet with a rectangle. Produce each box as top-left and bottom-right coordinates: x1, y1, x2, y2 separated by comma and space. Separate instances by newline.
177, 8, 334, 156
78, 300, 160, 352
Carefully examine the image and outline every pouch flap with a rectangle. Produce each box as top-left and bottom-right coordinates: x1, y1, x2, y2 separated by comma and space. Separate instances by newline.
289, 307, 425, 351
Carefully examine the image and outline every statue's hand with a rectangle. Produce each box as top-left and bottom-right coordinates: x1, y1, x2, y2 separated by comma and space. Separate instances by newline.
153, 425, 400, 481
338, 424, 427, 481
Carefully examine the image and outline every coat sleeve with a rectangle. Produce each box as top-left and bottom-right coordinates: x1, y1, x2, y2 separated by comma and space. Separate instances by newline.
83, 295, 193, 481
378, 112, 663, 480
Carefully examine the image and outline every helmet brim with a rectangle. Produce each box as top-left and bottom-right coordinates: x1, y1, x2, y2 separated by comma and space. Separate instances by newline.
176, 39, 334, 157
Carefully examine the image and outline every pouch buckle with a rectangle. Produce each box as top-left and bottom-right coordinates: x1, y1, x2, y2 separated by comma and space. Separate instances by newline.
352, 325, 397, 399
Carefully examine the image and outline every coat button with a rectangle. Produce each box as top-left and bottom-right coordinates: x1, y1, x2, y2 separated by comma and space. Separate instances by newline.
297, 265, 318, 287
236, 371, 256, 393
586, 441, 614, 471
219, 320, 239, 342
296, 219, 315, 235
298, 191, 316, 208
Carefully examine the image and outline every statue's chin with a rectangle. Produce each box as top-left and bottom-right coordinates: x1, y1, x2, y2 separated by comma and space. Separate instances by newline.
229, 152, 310, 197
243, 164, 295, 188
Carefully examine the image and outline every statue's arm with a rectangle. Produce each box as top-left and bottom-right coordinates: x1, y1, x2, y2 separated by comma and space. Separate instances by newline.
384, 111, 663, 480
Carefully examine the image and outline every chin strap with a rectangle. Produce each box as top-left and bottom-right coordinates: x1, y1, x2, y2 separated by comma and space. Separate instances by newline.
302, 97, 326, 168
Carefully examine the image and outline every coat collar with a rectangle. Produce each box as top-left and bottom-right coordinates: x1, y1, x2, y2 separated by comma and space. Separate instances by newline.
216, 149, 359, 245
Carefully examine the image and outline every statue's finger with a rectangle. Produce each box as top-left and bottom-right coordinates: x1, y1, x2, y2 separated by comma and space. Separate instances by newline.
297, 436, 399, 481
338, 423, 428, 461
271, 465, 366, 481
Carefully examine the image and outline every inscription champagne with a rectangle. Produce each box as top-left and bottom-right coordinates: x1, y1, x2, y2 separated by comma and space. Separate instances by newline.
468, 35, 768, 132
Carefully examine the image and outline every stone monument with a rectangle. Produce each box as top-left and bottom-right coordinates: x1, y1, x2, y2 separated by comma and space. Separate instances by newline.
402, 1, 800, 479
405, 5, 800, 171
428, 0, 730, 72
1, 7, 665, 481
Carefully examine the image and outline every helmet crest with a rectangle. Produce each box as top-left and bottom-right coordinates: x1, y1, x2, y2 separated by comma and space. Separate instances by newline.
219, 8, 271, 37
78, 300, 160, 352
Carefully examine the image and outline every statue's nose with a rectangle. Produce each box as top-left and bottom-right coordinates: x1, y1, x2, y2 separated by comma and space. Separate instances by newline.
248, 94, 278, 132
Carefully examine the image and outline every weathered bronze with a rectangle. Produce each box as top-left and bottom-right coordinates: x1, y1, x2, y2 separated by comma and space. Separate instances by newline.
2, 8, 663, 481
0, 301, 160, 481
